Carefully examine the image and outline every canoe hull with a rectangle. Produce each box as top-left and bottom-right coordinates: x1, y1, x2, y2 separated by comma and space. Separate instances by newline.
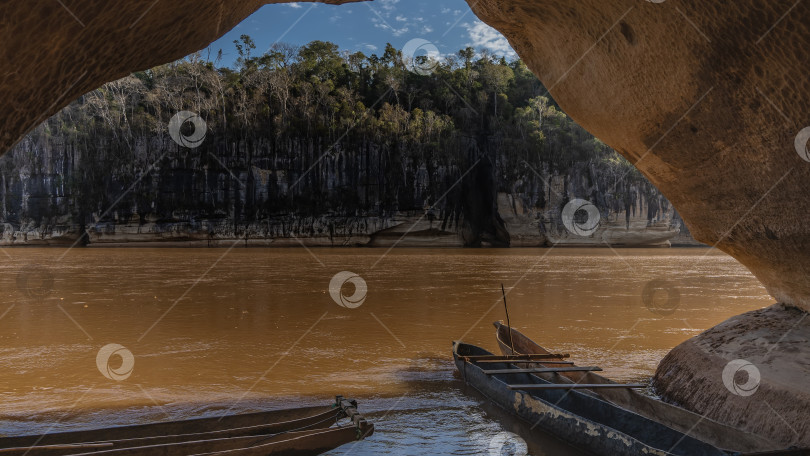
190, 425, 373, 456
492, 321, 777, 453
454, 342, 728, 456
0, 398, 373, 456
55, 425, 373, 456
0, 406, 342, 450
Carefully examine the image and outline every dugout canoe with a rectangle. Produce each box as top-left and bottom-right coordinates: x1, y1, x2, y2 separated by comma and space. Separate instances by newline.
493, 321, 778, 453
454, 340, 803, 456
0, 396, 373, 456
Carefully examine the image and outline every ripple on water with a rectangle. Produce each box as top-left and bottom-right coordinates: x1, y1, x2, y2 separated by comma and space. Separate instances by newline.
0, 248, 772, 454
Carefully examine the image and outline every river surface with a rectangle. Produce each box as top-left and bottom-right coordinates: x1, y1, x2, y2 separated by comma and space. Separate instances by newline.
0, 247, 772, 454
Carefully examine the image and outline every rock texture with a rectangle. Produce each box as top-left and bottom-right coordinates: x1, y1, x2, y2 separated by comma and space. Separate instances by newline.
467, 0, 810, 311
653, 304, 810, 447
464, 0, 810, 442
0, 145, 681, 247
0, 0, 358, 156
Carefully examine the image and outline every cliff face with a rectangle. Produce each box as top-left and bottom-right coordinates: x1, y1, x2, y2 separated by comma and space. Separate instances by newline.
2, 30, 684, 249
0, 128, 680, 247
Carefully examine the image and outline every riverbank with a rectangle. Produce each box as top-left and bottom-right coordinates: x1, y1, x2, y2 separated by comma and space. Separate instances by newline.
1, 189, 702, 247
0, 240, 711, 248
0, 212, 705, 248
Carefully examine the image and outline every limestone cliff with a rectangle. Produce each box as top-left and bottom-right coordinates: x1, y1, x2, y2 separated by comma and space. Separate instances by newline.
2, 41, 683, 248
0, 130, 679, 247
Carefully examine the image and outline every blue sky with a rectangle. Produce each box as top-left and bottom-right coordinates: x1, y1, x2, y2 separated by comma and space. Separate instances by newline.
207, 0, 516, 67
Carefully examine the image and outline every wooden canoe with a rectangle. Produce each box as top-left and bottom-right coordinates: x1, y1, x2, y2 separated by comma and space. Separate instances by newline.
0, 397, 373, 456
492, 321, 779, 454
454, 341, 801, 456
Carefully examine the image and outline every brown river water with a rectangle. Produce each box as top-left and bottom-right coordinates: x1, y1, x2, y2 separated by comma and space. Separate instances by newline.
0, 247, 772, 455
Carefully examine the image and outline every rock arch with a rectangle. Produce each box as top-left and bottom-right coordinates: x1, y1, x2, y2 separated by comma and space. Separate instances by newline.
2, 0, 809, 446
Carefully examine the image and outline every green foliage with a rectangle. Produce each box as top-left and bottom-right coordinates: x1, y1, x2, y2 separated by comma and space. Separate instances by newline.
4, 37, 654, 225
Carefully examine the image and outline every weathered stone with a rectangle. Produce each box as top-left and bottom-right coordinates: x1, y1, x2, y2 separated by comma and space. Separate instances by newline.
653, 304, 810, 447
464, 0, 810, 441
0, 0, 358, 157
467, 0, 810, 311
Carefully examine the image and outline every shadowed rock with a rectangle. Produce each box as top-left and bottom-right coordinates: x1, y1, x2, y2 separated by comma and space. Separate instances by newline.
468, 0, 810, 311
467, 0, 810, 445
653, 304, 810, 446
0, 0, 359, 156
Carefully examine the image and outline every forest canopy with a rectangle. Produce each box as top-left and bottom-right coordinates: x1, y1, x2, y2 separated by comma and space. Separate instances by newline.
2, 37, 655, 243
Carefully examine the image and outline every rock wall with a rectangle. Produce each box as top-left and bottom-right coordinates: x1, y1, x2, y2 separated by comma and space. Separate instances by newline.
467, 0, 810, 309
464, 0, 810, 443
0, 132, 682, 247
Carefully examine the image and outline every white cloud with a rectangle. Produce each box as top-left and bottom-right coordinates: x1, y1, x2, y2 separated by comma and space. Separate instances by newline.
465, 20, 516, 57
370, 16, 409, 37
286, 2, 302, 8
378, 0, 400, 11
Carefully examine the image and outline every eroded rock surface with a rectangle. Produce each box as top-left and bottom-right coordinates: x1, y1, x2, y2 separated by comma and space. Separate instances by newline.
0, 0, 356, 157
468, 0, 810, 311
653, 304, 810, 447
466, 0, 810, 443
